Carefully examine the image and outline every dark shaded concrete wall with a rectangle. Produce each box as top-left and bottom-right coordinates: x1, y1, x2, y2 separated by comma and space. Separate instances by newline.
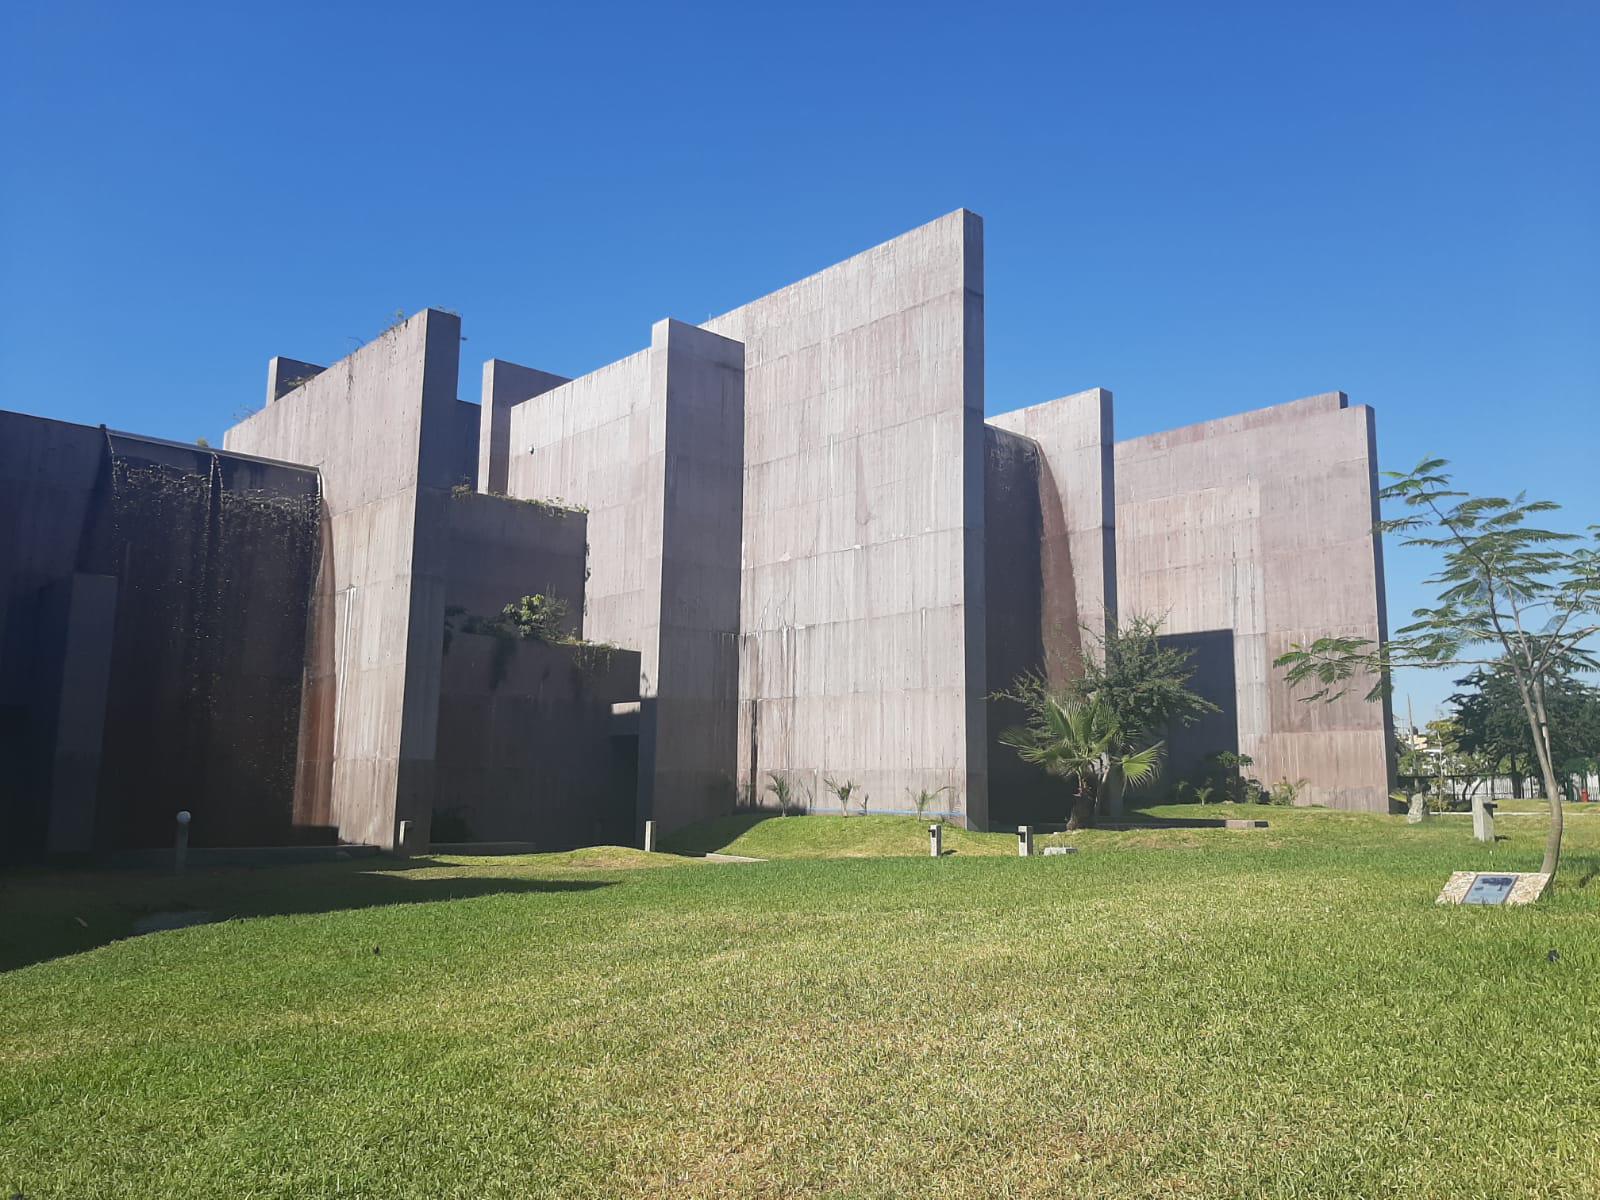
434, 633, 640, 847
1, 410, 321, 855
0, 414, 108, 857
982, 426, 1062, 828
430, 489, 588, 639
1158, 629, 1239, 786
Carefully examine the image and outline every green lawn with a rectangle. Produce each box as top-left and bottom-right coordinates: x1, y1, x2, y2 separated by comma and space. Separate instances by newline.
3, 805, 1599, 1198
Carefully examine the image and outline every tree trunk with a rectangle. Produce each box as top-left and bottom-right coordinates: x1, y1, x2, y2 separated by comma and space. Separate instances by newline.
1530, 677, 1564, 878
1511, 669, 1563, 878
1101, 760, 1127, 820
1065, 782, 1095, 831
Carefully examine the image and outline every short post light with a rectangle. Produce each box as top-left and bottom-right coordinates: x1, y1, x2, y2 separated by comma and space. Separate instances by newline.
174, 810, 191, 875
643, 819, 656, 853
1018, 825, 1033, 857
929, 823, 942, 857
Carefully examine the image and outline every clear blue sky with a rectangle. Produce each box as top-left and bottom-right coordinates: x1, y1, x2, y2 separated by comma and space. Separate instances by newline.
3, 1, 1595, 721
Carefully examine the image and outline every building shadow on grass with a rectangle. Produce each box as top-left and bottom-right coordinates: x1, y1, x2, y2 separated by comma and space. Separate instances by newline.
0, 857, 611, 973
659, 812, 777, 856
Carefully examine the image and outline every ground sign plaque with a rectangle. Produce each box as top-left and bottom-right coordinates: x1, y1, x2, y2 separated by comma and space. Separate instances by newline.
1437, 871, 1550, 906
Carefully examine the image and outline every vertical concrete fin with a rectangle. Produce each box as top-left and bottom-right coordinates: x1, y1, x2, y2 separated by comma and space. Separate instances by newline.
960, 209, 989, 830
266, 357, 324, 406
479, 359, 569, 494
645, 317, 747, 833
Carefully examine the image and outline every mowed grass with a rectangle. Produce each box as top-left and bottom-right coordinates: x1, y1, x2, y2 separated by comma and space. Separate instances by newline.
3, 807, 1599, 1198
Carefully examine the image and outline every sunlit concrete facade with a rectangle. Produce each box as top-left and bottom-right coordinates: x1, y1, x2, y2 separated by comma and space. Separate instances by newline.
4, 208, 1393, 860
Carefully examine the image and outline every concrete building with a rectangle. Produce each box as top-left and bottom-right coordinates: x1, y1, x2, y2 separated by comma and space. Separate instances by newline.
2, 209, 1392, 859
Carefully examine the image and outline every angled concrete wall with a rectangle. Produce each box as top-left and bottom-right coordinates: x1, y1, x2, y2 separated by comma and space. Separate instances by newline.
986, 387, 1118, 674
1114, 392, 1393, 810
225, 309, 464, 848
703, 209, 988, 825
505, 319, 745, 833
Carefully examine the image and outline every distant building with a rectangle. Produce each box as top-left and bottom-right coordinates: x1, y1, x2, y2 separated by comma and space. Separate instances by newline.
1, 210, 1393, 858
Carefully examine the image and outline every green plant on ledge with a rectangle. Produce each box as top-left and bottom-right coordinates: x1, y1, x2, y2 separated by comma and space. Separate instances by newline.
450, 482, 587, 515
443, 593, 618, 685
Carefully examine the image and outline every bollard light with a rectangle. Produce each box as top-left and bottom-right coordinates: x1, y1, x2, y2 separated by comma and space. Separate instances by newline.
174, 810, 191, 875
929, 823, 942, 857
1017, 825, 1033, 857
643, 819, 656, 853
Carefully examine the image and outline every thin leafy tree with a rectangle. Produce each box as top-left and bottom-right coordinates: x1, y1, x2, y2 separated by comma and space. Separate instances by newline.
1277, 459, 1600, 878
998, 694, 1164, 830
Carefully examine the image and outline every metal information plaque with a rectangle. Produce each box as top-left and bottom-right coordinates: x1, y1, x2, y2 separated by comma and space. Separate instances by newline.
1437, 871, 1550, 906
1463, 875, 1516, 905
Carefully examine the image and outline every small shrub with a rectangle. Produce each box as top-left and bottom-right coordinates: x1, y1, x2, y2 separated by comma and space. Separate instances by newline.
766, 772, 808, 816
1267, 777, 1309, 806
502, 594, 569, 642
909, 785, 952, 819
825, 777, 858, 817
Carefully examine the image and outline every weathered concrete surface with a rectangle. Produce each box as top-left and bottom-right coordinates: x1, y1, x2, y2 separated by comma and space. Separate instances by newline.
703, 209, 988, 827
983, 389, 1119, 827
506, 319, 745, 834
431, 488, 588, 638
479, 360, 568, 495
1114, 393, 1393, 811
986, 387, 1117, 659
226, 310, 465, 848
2, 410, 322, 855
981, 426, 1051, 827
434, 632, 640, 847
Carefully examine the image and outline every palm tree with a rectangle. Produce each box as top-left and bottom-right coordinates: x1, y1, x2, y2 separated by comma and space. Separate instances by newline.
999, 695, 1164, 830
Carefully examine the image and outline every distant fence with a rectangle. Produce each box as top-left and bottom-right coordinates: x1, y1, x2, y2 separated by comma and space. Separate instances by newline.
1396, 772, 1600, 807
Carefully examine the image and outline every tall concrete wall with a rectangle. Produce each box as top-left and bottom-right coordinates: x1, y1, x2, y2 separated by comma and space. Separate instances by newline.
1114, 393, 1393, 810
702, 209, 988, 826
225, 310, 464, 848
505, 319, 745, 833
